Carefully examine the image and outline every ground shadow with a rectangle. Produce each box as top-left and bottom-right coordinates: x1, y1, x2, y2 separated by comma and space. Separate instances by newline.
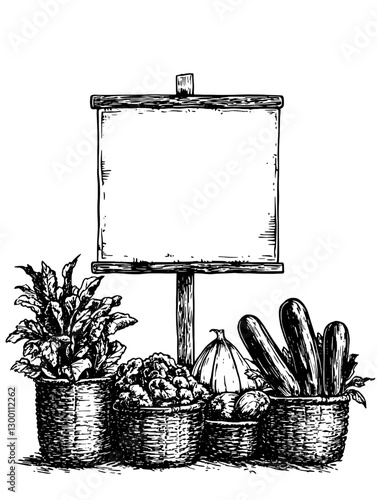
18, 452, 338, 475
195, 456, 337, 473
18, 451, 124, 475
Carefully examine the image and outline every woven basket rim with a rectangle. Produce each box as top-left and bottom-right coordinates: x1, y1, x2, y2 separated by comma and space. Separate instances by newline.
35, 376, 113, 385
269, 394, 350, 404
205, 419, 259, 427
114, 401, 204, 415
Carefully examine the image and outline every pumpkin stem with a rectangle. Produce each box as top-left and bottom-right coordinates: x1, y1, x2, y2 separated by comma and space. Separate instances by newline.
210, 329, 225, 340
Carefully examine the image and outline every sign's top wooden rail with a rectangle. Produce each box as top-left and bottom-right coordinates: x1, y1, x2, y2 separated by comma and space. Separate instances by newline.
92, 72, 283, 110
90, 94, 284, 110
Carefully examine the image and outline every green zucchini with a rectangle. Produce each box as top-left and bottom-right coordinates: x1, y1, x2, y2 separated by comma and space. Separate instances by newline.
323, 321, 350, 396
238, 315, 300, 396
279, 298, 322, 396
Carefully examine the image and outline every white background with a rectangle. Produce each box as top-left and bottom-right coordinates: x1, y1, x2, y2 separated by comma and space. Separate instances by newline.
1, 1, 376, 499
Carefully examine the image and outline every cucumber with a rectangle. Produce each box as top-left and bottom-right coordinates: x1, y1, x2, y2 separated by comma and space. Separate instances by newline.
279, 298, 322, 396
238, 315, 300, 396
323, 321, 350, 396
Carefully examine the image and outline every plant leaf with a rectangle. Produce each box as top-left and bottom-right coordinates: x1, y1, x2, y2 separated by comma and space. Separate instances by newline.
65, 295, 79, 316
6, 330, 28, 344
101, 340, 126, 374
41, 340, 59, 367
41, 261, 57, 300
346, 389, 367, 407
245, 368, 262, 380
88, 317, 107, 343
106, 312, 138, 335
41, 366, 57, 379
61, 366, 73, 381
95, 355, 107, 370
14, 284, 40, 302
343, 353, 359, 381
11, 358, 41, 379
93, 337, 108, 371
96, 337, 107, 358
62, 255, 80, 297
74, 346, 89, 359
71, 309, 92, 336
348, 353, 359, 363
70, 358, 92, 382
14, 295, 42, 315
91, 296, 122, 320
24, 319, 44, 339
245, 359, 261, 379
346, 376, 375, 389
6, 319, 42, 343
78, 276, 103, 306
15, 264, 45, 299
23, 340, 41, 360
49, 301, 64, 332
15, 284, 34, 293
55, 335, 71, 343
86, 298, 102, 311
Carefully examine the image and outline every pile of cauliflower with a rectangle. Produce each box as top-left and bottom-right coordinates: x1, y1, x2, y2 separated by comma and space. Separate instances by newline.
114, 353, 211, 409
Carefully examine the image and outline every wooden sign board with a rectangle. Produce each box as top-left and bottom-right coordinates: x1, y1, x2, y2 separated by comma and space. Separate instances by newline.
91, 85, 283, 274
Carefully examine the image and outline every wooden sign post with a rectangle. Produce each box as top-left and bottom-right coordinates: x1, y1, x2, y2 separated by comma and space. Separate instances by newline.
91, 74, 284, 367
176, 271, 195, 366
176, 74, 195, 367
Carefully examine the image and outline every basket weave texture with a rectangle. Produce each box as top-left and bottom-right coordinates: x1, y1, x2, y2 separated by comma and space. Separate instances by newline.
204, 420, 260, 461
262, 395, 350, 464
35, 377, 113, 467
116, 402, 204, 468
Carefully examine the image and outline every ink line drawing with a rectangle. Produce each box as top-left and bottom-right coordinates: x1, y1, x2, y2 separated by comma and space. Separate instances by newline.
6, 74, 373, 472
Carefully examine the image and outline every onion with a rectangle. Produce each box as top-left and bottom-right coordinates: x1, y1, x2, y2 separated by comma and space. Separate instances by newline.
192, 329, 258, 394
234, 390, 270, 420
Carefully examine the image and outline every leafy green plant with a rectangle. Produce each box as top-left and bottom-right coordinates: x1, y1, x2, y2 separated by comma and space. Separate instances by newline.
342, 355, 374, 407
6, 256, 137, 382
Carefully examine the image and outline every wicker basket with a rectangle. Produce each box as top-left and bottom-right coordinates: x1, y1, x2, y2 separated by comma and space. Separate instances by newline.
262, 395, 350, 464
204, 420, 260, 461
35, 377, 113, 467
116, 402, 204, 468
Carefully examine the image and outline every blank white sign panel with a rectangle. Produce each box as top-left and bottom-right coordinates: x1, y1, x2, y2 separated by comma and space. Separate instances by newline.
97, 105, 280, 265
